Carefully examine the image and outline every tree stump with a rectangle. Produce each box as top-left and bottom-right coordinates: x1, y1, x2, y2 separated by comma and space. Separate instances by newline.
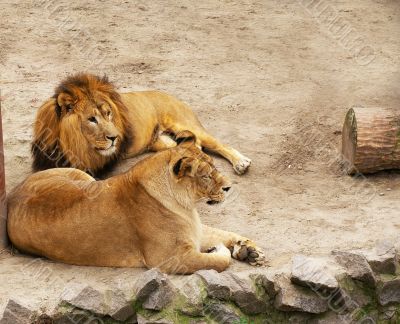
342, 107, 400, 174
0, 101, 6, 249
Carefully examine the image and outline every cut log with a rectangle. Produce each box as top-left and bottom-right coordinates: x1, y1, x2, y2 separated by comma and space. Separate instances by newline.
342, 107, 400, 174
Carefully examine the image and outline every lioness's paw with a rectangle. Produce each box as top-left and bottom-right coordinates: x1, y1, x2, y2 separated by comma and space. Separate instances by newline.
233, 156, 251, 175
231, 240, 266, 266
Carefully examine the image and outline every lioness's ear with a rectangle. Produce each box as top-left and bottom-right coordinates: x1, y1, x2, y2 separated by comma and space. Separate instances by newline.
57, 93, 77, 113
175, 130, 196, 147
173, 157, 195, 178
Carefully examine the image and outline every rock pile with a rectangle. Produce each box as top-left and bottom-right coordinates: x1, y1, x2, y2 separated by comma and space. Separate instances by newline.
1, 240, 399, 323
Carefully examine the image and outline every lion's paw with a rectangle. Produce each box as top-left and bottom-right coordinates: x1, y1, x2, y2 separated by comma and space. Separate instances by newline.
231, 240, 266, 266
233, 156, 251, 175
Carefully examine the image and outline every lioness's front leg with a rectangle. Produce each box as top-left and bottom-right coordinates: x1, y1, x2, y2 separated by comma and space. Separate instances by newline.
145, 245, 232, 274
201, 225, 266, 266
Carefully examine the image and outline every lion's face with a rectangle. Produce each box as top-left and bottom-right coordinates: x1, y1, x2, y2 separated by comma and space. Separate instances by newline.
72, 97, 122, 157
172, 143, 231, 205
32, 74, 131, 175
54, 90, 127, 173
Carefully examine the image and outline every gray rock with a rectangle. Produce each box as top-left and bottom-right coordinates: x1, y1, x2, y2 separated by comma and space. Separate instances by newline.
291, 255, 339, 292
133, 269, 176, 311
133, 268, 166, 304
324, 288, 356, 313
177, 276, 205, 316
380, 305, 398, 321
61, 283, 105, 314
107, 291, 136, 321
223, 272, 266, 315
52, 308, 104, 324
137, 314, 173, 324
288, 313, 313, 323
336, 281, 374, 312
204, 302, 241, 324
0, 299, 33, 324
34, 314, 54, 323
378, 278, 400, 306
332, 251, 376, 287
61, 283, 134, 321
358, 240, 398, 274
274, 276, 328, 314
196, 269, 231, 300
250, 272, 279, 297
142, 276, 176, 311
308, 312, 351, 324
196, 270, 266, 314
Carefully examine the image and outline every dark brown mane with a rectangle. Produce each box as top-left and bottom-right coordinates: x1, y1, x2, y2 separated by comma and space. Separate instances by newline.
32, 73, 133, 178
53, 73, 120, 116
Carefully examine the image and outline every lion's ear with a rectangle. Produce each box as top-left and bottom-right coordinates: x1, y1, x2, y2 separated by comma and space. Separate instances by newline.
173, 157, 197, 178
175, 130, 196, 147
57, 92, 77, 113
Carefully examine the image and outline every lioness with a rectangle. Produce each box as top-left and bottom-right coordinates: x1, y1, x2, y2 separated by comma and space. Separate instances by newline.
9, 132, 264, 273
32, 73, 251, 177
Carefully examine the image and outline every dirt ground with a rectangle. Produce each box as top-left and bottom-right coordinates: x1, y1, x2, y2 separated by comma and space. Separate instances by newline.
0, 0, 399, 314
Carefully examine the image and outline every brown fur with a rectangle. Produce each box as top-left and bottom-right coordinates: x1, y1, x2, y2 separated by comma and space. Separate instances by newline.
32, 73, 251, 177
32, 74, 132, 175
9, 136, 265, 273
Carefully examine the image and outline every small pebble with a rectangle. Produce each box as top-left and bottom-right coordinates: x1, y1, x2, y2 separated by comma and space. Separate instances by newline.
379, 192, 385, 196
386, 188, 392, 191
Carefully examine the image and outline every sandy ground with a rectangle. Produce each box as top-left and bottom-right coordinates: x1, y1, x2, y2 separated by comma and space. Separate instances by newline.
0, 0, 399, 314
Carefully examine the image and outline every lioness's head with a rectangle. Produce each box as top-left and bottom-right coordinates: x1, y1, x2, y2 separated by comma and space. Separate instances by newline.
32, 73, 131, 175
171, 131, 231, 205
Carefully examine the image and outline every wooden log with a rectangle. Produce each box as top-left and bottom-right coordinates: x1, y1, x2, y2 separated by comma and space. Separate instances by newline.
342, 107, 400, 174
0, 99, 6, 249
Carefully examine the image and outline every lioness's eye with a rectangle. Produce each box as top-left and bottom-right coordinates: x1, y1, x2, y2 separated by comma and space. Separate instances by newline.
88, 116, 98, 124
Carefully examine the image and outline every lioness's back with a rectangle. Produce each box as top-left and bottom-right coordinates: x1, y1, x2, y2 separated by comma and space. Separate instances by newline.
7, 168, 96, 253
6, 165, 146, 267
8, 168, 94, 210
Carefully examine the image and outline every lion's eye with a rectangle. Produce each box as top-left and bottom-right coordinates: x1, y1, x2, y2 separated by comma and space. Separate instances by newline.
88, 116, 98, 124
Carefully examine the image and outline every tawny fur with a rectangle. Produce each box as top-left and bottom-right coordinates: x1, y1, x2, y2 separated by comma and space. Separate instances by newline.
31, 73, 251, 176
9, 136, 264, 274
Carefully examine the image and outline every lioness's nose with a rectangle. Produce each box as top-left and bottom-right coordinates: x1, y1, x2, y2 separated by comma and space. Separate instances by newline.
106, 136, 117, 143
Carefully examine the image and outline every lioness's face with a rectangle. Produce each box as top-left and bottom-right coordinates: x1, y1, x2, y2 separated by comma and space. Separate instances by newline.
173, 146, 231, 204
61, 94, 122, 157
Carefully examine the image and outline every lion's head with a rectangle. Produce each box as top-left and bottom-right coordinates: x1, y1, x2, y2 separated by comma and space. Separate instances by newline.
31, 73, 132, 176
169, 131, 231, 205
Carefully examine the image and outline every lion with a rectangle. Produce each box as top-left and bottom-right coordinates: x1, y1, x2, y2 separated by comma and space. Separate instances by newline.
31, 73, 251, 177
8, 132, 265, 274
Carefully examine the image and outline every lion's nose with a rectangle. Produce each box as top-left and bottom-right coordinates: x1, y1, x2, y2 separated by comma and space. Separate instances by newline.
106, 136, 117, 143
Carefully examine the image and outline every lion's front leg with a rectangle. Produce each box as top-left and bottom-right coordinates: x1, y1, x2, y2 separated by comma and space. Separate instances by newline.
195, 132, 251, 175
201, 225, 266, 266
164, 126, 251, 174
149, 134, 177, 152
